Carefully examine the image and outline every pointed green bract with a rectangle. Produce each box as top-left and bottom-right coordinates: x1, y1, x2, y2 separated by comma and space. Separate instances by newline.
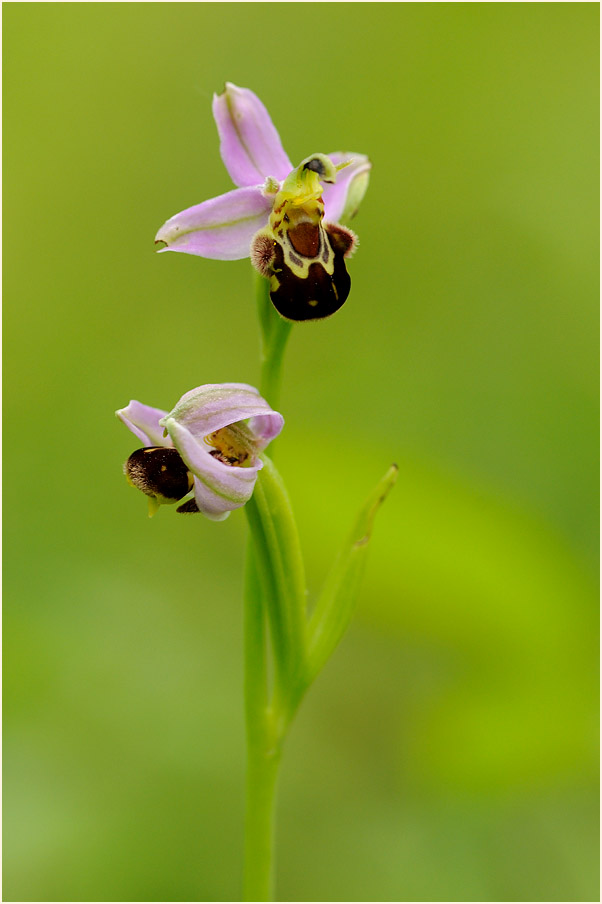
306, 464, 398, 684
245, 458, 398, 724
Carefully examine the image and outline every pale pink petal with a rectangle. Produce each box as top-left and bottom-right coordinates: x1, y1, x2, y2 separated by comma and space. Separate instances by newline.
155, 186, 272, 260
213, 83, 292, 187
248, 414, 285, 450
165, 418, 263, 520
322, 153, 371, 224
116, 401, 171, 447
163, 383, 284, 441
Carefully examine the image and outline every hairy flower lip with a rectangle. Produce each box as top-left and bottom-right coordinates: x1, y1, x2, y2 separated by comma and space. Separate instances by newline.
117, 384, 283, 521
154, 83, 371, 260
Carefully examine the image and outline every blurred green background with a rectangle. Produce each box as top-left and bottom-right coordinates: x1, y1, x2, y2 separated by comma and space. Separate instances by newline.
4, 3, 599, 901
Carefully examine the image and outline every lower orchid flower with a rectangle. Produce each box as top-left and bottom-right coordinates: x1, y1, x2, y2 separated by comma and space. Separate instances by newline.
154, 83, 371, 322
116, 383, 284, 521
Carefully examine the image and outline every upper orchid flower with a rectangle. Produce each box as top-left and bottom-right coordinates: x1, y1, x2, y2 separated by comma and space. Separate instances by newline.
116, 383, 283, 521
155, 83, 371, 321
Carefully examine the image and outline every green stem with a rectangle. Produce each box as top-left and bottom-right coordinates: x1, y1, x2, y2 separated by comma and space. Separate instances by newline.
242, 274, 395, 899
243, 736, 281, 902
244, 551, 268, 743
243, 550, 279, 902
243, 274, 294, 901
243, 457, 307, 901
255, 271, 292, 411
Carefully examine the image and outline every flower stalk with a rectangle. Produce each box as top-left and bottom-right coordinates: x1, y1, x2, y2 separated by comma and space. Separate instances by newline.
242, 277, 293, 901
243, 551, 279, 903
255, 272, 292, 413
242, 275, 396, 899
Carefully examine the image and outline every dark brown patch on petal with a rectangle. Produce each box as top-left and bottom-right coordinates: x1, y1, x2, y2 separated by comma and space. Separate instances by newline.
176, 498, 200, 514
288, 222, 320, 258
325, 222, 357, 258
269, 239, 351, 322
125, 447, 191, 500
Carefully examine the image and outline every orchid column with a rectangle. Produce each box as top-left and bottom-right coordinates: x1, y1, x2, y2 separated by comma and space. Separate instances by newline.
119, 83, 395, 902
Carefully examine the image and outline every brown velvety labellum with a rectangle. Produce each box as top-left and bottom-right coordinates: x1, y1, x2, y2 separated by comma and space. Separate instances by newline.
126, 446, 191, 500
269, 233, 351, 322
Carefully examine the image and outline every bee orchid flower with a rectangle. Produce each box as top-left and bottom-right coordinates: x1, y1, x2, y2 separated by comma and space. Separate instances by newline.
155, 83, 371, 321
116, 383, 284, 521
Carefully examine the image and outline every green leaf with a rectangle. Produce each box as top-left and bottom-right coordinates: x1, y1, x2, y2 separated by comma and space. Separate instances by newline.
306, 464, 398, 684
245, 455, 308, 699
